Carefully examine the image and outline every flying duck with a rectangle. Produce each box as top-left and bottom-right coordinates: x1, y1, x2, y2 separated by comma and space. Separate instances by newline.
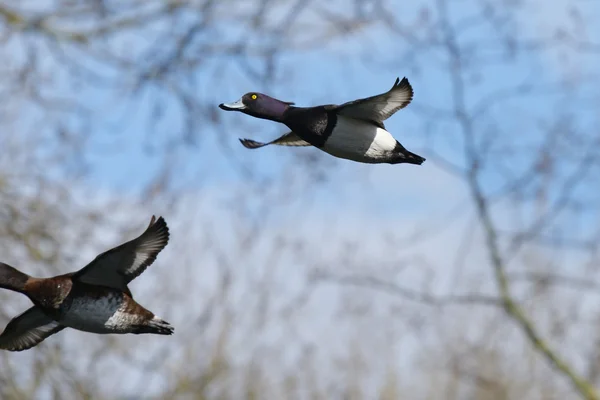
219, 77, 425, 165
0, 216, 173, 351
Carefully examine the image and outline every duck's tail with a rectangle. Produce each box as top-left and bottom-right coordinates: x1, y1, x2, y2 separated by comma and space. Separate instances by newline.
137, 316, 174, 335
391, 141, 426, 165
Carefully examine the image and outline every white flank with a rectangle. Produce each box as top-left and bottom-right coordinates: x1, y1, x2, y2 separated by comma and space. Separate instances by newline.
322, 116, 397, 163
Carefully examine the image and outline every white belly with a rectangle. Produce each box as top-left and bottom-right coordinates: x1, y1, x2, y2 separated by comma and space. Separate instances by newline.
322, 116, 397, 163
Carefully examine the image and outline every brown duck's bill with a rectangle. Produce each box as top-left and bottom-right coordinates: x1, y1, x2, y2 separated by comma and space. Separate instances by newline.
219, 99, 246, 111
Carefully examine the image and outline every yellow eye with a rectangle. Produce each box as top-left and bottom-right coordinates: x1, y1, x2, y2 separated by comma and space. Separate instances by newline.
251, 94, 257, 100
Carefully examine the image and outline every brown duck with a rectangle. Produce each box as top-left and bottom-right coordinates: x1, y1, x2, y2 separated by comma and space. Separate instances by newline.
0, 216, 173, 351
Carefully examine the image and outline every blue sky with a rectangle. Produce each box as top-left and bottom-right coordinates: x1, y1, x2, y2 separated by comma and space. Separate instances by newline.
3, 0, 600, 397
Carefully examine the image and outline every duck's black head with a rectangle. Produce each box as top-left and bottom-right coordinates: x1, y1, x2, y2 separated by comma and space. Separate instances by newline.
219, 93, 294, 122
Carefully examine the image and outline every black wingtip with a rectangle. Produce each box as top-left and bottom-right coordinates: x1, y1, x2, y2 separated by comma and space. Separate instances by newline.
391, 77, 411, 92
148, 215, 164, 228
396, 77, 410, 87
239, 138, 266, 149
393, 77, 413, 103
145, 216, 169, 244
155, 216, 168, 232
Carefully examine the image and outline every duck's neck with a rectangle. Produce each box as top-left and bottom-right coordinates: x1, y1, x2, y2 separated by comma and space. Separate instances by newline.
0, 262, 30, 293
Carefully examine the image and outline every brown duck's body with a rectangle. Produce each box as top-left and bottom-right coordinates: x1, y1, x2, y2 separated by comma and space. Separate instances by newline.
0, 216, 173, 352
25, 277, 163, 334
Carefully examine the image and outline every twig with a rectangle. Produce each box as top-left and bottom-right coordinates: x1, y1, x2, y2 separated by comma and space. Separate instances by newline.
313, 272, 499, 307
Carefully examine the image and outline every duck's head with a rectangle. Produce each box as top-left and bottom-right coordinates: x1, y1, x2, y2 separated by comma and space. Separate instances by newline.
219, 93, 294, 122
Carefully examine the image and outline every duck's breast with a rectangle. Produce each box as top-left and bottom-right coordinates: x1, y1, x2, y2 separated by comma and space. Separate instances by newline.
322, 116, 397, 163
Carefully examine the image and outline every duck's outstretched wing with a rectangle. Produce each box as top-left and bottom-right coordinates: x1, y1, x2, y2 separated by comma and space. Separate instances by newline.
0, 307, 65, 351
73, 216, 169, 291
239, 132, 311, 149
332, 77, 413, 127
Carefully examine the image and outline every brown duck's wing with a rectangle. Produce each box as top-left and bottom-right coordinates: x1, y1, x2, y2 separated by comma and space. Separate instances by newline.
239, 132, 311, 149
0, 307, 65, 351
333, 77, 413, 127
73, 216, 169, 290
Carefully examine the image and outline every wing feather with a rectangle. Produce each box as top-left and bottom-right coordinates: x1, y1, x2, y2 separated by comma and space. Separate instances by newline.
73, 216, 169, 290
0, 307, 64, 351
334, 77, 413, 125
239, 132, 311, 149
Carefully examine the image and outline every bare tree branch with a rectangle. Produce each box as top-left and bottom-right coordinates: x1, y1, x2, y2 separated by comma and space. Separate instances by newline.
313, 271, 499, 307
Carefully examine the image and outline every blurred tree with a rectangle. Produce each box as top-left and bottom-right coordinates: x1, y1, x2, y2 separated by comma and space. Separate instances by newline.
1, 0, 599, 399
